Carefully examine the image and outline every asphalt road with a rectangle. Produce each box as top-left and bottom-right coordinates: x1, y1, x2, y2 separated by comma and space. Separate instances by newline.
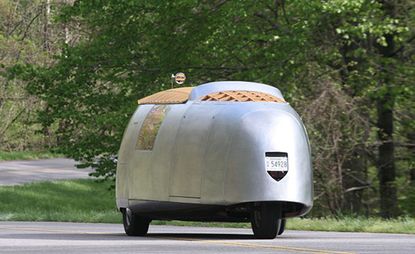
0, 158, 92, 185
0, 222, 413, 254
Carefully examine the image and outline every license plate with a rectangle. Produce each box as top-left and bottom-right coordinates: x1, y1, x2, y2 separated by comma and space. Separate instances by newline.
265, 156, 288, 172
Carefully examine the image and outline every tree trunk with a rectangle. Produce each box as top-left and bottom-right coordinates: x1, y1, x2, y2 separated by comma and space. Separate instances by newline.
377, 82, 398, 218
63, 0, 75, 45
338, 41, 370, 215
43, 0, 51, 52
376, 0, 400, 219
408, 131, 415, 185
342, 146, 368, 215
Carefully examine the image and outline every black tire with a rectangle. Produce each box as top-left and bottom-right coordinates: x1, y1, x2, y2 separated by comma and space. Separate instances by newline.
251, 203, 282, 239
278, 219, 286, 235
122, 208, 151, 236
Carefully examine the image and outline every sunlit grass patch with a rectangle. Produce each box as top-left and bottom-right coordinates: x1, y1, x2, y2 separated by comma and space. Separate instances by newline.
0, 151, 62, 161
286, 217, 415, 234
0, 179, 120, 223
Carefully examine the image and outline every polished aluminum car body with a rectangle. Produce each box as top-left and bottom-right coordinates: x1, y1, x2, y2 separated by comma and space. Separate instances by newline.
116, 81, 313, 223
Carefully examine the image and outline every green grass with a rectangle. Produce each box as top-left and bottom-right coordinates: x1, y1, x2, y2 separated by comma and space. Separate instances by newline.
0, 151, 62, 161
286, 217, 415, 234
0, 179, 120, 223
0, 179, 414, 234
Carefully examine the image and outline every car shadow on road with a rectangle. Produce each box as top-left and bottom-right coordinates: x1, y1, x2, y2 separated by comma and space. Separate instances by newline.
148, 233, 255, 240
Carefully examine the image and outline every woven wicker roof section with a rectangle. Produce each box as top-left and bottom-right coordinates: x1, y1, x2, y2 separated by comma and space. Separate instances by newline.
200, 91, 285, 103
137, 87, 193, 105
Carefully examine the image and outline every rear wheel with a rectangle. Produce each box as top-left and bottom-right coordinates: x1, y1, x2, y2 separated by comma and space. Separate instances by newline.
278, 219, 286, 235
251, 203, 282, 239
122, 208, 151, 236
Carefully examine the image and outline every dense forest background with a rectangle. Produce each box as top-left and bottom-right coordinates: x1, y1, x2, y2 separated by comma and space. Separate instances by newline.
0, 0, 414, 218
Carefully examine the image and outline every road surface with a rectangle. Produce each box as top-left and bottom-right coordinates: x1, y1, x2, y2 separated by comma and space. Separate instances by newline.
0, 222, 413, 254
0, 158, 92, 185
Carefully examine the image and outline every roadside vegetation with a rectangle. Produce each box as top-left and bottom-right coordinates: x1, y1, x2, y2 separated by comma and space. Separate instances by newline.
0, 179, 120, 223
0, 151, 62, 161
2, 0, 414, 219
0, 179, 414, 234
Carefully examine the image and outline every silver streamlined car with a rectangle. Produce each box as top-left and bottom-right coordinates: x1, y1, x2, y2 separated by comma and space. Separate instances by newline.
116, 81, 313, 239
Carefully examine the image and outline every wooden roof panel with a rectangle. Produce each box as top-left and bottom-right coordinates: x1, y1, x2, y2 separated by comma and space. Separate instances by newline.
200, 91, 285, 103
137, 87, 193, 105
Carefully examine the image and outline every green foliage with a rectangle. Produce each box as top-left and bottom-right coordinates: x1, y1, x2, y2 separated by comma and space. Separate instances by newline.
0, 0, 55, 151
11, 0, 320, 179
7, 0, 415, 217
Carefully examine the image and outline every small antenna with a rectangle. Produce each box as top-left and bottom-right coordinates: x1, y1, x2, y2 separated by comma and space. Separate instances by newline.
171, 74, 175, 88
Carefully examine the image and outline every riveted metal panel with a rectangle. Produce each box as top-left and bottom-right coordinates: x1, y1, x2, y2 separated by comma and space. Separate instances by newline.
148, 104, 189, 201
199, 104, 242, 204
169, 104, 220, 199
116, 105, 152, 207
224, 106, 312, 207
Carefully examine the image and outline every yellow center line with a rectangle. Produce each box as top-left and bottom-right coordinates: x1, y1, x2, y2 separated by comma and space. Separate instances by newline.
202, 240, 355, 254
158, 236, 356, 254
0, 226, 356, 254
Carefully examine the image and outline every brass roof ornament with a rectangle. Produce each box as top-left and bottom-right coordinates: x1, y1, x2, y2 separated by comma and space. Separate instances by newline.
173, 72, 186, 86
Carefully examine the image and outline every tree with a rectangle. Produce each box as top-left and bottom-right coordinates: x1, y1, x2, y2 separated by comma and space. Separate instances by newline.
0, 0, 60, 150
9, 0, 415, 217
